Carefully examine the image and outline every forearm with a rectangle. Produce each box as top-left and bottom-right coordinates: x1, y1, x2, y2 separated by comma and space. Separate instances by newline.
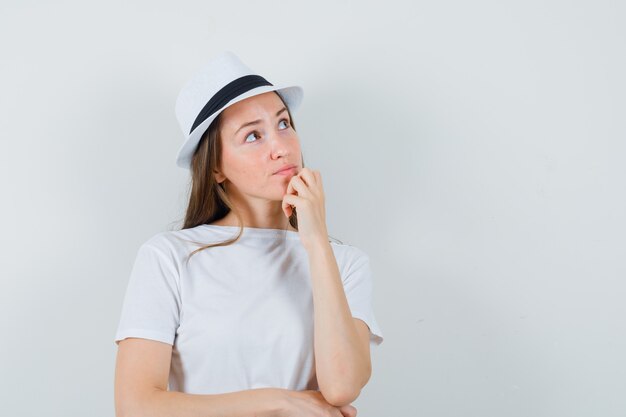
120, 387, 284, 417
307, 240, 368, 406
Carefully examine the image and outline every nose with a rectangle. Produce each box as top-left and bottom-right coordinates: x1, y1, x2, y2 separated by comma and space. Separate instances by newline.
269, 129, 292, 158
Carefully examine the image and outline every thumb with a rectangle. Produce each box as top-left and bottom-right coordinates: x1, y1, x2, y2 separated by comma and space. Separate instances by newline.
339, 404, 357, 417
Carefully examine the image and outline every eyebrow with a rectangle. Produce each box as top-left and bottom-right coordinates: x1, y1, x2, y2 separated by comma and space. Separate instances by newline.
234, 107, 288, 135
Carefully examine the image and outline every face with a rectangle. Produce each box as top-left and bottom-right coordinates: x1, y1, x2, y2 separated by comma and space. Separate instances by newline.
214, 91, 302, 203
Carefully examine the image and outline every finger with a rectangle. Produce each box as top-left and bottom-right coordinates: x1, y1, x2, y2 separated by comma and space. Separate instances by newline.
331, 407, 344, 417
287, 175, 310, 198
283, 176, 306, 218
311, 170, 324, 198
285, 174, 303, 199
295, 169, 320, 199
339, 405, 357, 417
281, 196, 291, 218
281, 194, 302, 218
313, 170, 324, 192
297, 167, 317, 187
285, 175, 295, 197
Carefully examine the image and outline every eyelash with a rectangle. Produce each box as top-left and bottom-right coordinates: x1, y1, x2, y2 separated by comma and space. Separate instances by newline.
244, 118, 290, 143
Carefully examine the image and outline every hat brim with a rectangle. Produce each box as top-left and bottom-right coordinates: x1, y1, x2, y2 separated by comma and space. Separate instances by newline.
175, 84, 303, 169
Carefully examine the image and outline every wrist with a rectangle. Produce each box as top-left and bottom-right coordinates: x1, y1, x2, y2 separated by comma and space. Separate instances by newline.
260, 388, 290, 417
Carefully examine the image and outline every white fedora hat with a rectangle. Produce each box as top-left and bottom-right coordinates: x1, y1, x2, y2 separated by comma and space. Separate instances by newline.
174, 50, 304, 169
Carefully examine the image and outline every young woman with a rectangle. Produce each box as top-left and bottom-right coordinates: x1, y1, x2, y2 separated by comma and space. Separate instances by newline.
114, 51, 384, 417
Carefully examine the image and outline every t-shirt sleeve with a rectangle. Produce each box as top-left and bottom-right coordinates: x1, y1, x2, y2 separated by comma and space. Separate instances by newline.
114, 242, 182, 346
342, 249, 384, 348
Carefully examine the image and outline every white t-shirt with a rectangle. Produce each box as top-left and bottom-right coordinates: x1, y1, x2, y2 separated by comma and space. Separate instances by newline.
114, 224, 384, 394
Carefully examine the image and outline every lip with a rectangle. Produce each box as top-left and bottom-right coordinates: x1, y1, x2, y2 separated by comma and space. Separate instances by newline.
273, 164, 297, 175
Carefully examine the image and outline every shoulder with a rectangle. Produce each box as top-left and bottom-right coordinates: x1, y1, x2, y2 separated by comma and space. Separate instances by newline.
138, 226, 210, 260
330, 239, 369, 259
329, 240, 370, 274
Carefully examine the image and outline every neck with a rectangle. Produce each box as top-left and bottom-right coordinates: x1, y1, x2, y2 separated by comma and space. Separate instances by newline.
211, 212, 297, 232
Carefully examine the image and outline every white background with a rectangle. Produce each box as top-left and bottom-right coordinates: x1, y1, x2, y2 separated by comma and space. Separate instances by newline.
0, 1, 624, 416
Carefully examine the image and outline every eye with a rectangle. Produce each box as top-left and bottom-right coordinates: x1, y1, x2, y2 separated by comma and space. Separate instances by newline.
278, 118, 290, 129
244, 131, 260, 143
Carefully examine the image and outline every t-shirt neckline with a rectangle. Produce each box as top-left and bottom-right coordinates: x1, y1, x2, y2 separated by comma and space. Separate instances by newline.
199, 224, 301, 239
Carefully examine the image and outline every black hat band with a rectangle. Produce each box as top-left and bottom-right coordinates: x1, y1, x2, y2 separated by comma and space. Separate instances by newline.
189, 74, 273, 135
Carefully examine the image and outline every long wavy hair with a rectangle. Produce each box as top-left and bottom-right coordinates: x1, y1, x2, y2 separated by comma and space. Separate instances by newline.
171, 92, 341, 265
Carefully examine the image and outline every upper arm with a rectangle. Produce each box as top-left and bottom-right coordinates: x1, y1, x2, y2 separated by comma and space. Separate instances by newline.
114, 337, 172, 416
353, 318, 372, 385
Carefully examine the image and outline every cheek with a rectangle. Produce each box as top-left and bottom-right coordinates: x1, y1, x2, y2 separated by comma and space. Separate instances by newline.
285, 132, 301, 152
220, 153, 250, 183
237, 160, 268, 184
